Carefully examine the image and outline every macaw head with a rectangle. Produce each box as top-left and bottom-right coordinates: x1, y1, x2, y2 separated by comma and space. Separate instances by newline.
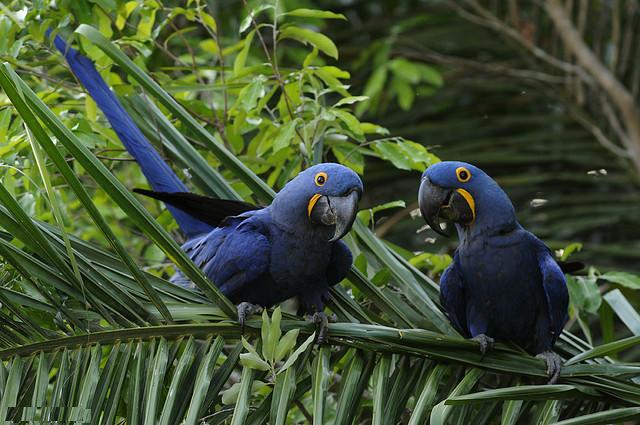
271, 163, 363, 241
418, 161, 516, 237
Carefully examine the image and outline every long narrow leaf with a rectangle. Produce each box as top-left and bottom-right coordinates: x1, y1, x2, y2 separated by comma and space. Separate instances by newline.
0, 63, 235, 317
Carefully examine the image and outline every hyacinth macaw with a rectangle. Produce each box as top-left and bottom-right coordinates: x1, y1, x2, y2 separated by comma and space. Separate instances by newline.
418, 161, 569, 383
51, 34, 363, 340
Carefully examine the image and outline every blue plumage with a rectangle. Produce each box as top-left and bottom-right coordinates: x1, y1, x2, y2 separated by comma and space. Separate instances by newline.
419, 161, 569, 381
52, 34, 363, 329
50, 33, 212, 237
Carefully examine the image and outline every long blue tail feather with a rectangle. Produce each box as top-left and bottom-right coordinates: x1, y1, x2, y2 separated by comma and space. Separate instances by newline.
50, 33, 213, 237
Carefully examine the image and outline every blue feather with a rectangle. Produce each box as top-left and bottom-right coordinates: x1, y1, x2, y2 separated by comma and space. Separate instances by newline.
50, 33, 212, 237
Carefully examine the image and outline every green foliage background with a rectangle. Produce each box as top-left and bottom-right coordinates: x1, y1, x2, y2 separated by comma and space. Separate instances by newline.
0, 0, 640, 424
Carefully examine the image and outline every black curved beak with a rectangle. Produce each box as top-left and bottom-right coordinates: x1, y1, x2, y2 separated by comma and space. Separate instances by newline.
309, 189, 361, 242
418, 177, 474, 237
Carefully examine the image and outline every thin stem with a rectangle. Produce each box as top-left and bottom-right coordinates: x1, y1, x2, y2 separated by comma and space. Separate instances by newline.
241, 0, 306, 146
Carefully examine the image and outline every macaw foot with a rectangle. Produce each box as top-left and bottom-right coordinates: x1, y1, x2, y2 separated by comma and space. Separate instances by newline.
536, 350, 562, 384
237, 302, 263, 334
309, 311, 332, 344
471, 334, 494, 358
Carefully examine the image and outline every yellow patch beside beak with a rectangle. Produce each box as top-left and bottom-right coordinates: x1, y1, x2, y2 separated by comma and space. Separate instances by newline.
455, 188, 476, 221
308, 193, 322, 218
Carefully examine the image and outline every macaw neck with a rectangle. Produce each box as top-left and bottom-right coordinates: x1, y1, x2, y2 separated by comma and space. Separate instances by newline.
455, 194, 518, 245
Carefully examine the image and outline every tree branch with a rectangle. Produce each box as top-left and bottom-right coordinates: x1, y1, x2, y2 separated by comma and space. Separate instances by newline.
545, 0, 640, 173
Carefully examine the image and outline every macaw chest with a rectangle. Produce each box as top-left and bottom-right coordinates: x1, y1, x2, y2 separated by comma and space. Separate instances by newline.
457, 238, 545, 334
267, 232, 332, 286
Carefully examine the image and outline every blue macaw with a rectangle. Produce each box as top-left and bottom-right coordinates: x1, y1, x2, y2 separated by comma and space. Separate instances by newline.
418, 161, 569, 383
51, 34, 363, 340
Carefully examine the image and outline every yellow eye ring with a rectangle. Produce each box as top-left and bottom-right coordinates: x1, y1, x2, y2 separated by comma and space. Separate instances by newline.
456, 167, 471, 183
315, 172, 328, 186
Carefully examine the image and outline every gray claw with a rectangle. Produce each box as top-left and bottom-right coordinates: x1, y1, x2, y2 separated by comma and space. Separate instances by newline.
536, 351, 562, 384
310, 311, 330, 344
471, 334, 494, 358
237, 302, 263, 334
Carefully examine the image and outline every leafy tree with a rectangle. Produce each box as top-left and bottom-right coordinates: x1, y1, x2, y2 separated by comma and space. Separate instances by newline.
0, 1, 640, 424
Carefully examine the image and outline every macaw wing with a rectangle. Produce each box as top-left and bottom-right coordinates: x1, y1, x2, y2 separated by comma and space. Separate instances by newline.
326, 240, 353, 286
184, 217, 271, 300
439, 255, 469, 337
537, 251, 570, 343
134, 189, 261, 227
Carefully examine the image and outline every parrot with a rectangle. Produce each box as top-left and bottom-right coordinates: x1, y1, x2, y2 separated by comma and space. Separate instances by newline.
418, 161, 569, 383
50, 33, 363, 341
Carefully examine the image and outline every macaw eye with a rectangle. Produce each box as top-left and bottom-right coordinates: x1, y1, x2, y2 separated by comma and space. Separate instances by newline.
456, 167, 471, 183
315, 172, 327, 186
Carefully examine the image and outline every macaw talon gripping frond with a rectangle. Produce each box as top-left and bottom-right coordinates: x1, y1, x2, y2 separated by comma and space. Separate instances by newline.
536, 350, 563, 384
237, 302, 263, 334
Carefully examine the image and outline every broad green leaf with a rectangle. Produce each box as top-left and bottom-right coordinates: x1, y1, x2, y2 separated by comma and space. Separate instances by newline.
360, 122, 389, 135
221, 380, 266, 406
415, 63, 443, 86
199, 39, 219, 55
567, 275, 601, 314
260, 309, 271, 359
334, 96, 369, 107
389, 58, 422, 84
236, 76, 266, 112
199, 12, 217, 33
356, 66, 387, 116
240, 352, 271, 371
285, 8, 347, 20
600, 271, 640, 289
275, 328, 300, 363
332, 144, 364, 174
273, 120, 299, 153
239, 4, 273, 34
280, 332, 315, 373
279, 26, 338, 59
233, 30, 255, 75
372, 141, 413, 171
116, 2, 138, 30
391, 77, 414, 110
241, 337, 269, 372
333, 109, 363, 137
267, 307, 283, 361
